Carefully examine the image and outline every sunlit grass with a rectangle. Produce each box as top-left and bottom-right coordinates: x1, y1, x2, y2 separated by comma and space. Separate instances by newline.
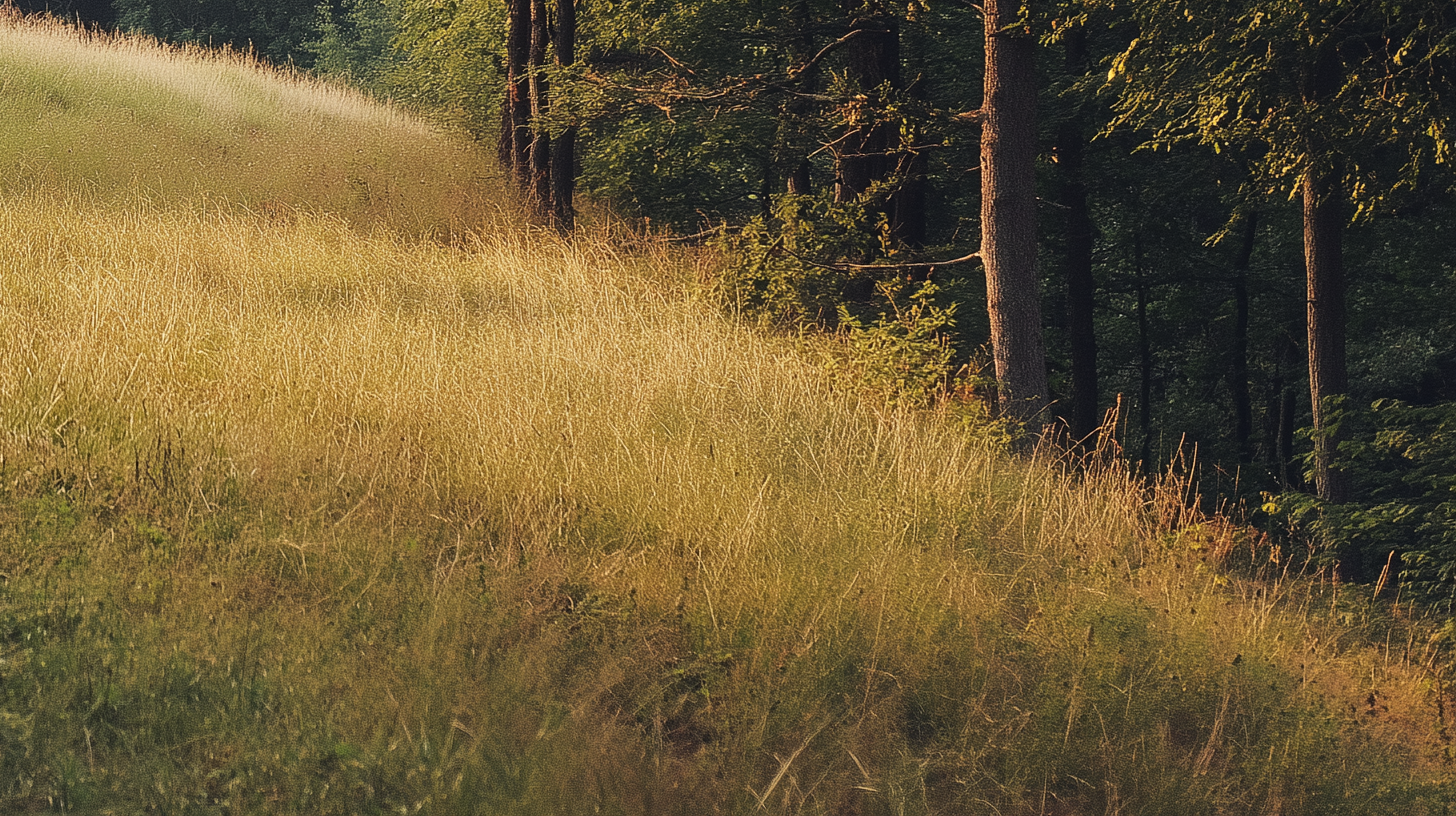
0, 13, 497, 237
0, 12, 1452, 816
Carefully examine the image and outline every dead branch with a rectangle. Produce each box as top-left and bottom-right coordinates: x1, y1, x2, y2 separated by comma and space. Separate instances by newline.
791, 29, 870, 80
778, 245, 982, 273
650, 46, 698, 75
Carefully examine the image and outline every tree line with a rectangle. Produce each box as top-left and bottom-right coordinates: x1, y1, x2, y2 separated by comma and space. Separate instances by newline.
32, 0, 1456, 599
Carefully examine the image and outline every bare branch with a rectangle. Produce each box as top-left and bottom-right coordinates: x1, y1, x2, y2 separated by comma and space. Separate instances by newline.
651, 46, 698, 75
807, 128, 862, 159
835, 142, 946, 159
658, 224, 734, 243
791, 29, 870, 80
778, 245, 982, 273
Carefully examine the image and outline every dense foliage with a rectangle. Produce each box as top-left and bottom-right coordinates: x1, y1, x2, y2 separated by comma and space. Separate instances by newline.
113, 0, 321, 64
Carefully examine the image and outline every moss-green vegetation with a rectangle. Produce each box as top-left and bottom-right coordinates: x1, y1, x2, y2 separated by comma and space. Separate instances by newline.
0, 16, 1452, 815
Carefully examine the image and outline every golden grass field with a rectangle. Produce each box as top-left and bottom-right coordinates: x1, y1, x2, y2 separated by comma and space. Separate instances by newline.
1, 13, 1453, 815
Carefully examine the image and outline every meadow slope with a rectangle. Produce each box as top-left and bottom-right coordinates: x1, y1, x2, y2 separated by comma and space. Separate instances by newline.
0, 15, 1452, 815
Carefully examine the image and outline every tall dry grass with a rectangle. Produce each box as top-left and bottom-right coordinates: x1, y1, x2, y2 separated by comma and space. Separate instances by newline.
0, 12, 1452, 816
0, 12, 498, 236
2, 192, 1450, 814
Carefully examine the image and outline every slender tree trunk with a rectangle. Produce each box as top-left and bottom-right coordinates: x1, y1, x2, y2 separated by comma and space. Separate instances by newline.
1230, 210, 1258, 463
1057, 29, 1096, 442
550, 0, 576, 230
527, 0, 552, 219
1135, 235, 1153, 467
1303, 167, 1349, 503
759, 164, 775, 219
1299, 41, 1350, 504
505, 0, 531, 188
1274, 335, 1302, 489
981, 0, 1049, 425
498, 94, 514, 170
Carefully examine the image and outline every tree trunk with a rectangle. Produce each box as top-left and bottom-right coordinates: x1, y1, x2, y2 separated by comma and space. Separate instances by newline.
781, 0, 816, 198
498, 92, 514, 170
787, 159, 812, 196
889, 146, 927, 248
1303, 168, 1349, 504
527, 0, 553, 219
1273, 333, 1302, 489
550, 0, 576, 230
505, 0, 531, 188
1135, 235, 1153, 468
1056, 29, 1096, 442
981, 0, 1049, 426
835, 2, 898, 204
1229, 210, 1257, 463
888, 21, 926, 248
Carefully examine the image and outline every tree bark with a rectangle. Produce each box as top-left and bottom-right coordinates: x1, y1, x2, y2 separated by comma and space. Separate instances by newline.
981, 0, 1049, 426
504, 0, 532, 188
889, 146, 927, 249
781, 0, 816, 198
550, 0, 576, 230
787, 159, 812, 196
1229, 210, 1257, 463
835, 2, 898, 204
1056, 28, 1097, 442
1304, 167, 1350, 503
498, 90, 514, 170
527, 0, 553, 219
888, 20, 927, 248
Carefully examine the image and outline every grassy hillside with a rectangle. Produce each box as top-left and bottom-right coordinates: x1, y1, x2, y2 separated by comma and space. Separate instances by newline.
0, 12, 495, 237
0, 14, 1452, 815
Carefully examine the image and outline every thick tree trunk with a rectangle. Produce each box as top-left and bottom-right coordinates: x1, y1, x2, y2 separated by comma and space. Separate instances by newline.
1056, 28, 1097, 441
888, 24, 927, 247
527, 0, 553, 219
1229, 211, 1258, 463
551, 127, 575, 228
1303, 168, 1349, 504
781, 0, 816, 198
981, 0, 1049, 426
835, 3, 898, 204
787, 159, 812, 196
889, 146, 927, 248
505, 0, 531, 188
550, 0, 576, 230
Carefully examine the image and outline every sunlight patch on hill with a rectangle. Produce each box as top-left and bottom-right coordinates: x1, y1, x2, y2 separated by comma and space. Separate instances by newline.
0, 12, 499, 236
